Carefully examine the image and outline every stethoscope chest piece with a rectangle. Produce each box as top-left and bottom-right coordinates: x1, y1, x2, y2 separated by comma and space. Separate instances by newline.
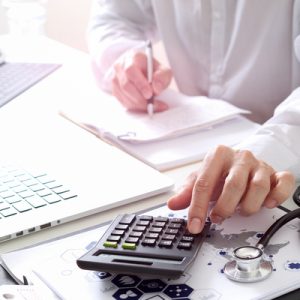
224, 246, 272, 283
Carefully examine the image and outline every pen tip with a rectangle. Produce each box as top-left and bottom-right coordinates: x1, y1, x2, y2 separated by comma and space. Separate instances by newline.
147, 103, 154, 117
146, 40, 152, 49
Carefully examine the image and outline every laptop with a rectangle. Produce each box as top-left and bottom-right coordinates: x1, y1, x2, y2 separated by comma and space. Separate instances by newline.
0, 50, 174, 243
0, 49, 61, 108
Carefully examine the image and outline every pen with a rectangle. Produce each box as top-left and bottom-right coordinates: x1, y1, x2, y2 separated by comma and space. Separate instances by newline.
145, 40, 154, 117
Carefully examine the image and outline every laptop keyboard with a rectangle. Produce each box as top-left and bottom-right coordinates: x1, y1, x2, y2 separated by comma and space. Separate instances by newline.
0, 164, 77, 219
0, 62, 61, 107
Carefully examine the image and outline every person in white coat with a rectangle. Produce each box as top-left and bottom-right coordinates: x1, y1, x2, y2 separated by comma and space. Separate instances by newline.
87, 0, 299, 234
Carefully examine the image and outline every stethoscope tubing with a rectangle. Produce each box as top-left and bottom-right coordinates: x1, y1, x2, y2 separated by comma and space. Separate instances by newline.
293, 185, 300, 207
257, 207, 300, 249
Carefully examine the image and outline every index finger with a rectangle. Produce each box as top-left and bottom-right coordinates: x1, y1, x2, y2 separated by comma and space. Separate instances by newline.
188, 146, 231, 234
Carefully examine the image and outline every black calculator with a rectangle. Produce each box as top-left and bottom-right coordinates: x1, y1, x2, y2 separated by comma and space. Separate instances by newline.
77, 213, 210, 278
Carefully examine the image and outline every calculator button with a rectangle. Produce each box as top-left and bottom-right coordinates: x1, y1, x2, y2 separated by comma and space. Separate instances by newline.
177, 242, 192, 250
119, 214, 136, 225
139, 215, 153, 221
145, 233, 159, 239
181, 236, 194, 242
115, 224, 129, 231
152, 222, 166, 228
161, 234, 176, 241
129, 231, 143, 238
170, 218, 185, 224
107, 235, 121, 242
168, 223, 182, 229
125, 237, 139, 244
155, 216, 168, 223
165, 228, 179, 235
111, 230, 125, 236
158, 240, 172, 248
136, 220, 150, 226
142, 238, 156, 246
103, 241, 118, 248
133, 226, 147, 232
149, 227, 163, 234
122, 243, 136, 250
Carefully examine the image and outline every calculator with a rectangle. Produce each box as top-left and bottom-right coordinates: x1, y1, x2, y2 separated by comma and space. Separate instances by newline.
77, 213, 210, 278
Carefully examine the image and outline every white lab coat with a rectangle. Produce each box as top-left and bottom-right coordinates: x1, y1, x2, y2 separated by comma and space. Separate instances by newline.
87, 0, 300, 178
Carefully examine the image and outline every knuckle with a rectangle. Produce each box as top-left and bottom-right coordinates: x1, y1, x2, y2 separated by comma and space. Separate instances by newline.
214, 145, 229, 156
237, 149, 255, 163
224, 175, 244, 193
120, 77, 131, 90
251, 177, 270, 191
193, 177, 210, 194
124, 64, 136, 78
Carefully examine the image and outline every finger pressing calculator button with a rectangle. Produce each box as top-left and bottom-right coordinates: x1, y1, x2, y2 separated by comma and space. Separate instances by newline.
119, 214, 136, 225
103, 241, 118, 248
122, 243, 136, 250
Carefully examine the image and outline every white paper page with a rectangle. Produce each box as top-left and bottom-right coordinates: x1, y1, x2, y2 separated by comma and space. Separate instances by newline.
114, 117, 260, 171
61, 89, 250, 144
2, 206, 300, 300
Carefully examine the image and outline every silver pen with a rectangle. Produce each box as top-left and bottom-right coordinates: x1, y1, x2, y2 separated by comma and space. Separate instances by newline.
145, 40, 154, 117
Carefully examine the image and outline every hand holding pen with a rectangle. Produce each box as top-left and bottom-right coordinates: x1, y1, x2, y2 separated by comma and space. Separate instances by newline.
110, 40, 172, 113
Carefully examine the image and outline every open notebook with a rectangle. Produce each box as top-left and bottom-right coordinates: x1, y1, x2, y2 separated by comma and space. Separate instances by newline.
60, 89, 260, 170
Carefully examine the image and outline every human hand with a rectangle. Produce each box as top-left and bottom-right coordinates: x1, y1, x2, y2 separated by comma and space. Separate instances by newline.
167, 145, 295, 234
111, 49, 172, 112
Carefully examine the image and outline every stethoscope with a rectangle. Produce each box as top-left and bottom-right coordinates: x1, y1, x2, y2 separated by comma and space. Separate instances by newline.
224, 185, 300, 283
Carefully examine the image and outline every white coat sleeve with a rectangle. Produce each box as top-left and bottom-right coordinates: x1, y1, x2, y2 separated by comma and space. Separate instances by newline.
87, 0, 157, 92
236, 89, 300, 179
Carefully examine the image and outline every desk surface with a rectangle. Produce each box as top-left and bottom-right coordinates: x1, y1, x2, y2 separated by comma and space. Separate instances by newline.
0, 35, 299, 300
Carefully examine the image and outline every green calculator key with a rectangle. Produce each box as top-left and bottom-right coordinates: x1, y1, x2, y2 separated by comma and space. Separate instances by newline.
122, 242, 136, 250
103, 241, 118, 248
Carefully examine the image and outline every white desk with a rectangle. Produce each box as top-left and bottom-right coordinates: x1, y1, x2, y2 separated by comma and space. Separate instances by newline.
0, 34, 298, 257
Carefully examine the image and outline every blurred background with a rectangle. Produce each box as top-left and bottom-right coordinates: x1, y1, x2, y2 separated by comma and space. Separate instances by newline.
0, 0, 92, 52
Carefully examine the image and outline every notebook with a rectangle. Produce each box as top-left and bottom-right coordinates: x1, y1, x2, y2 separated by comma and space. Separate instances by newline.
60, 89, 260, 171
